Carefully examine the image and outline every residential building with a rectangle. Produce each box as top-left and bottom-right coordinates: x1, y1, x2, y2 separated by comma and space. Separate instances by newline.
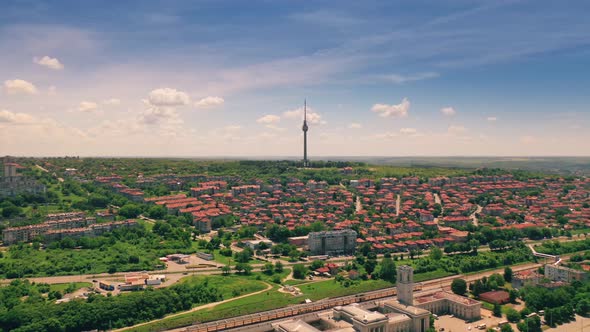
308, 229, 357, 256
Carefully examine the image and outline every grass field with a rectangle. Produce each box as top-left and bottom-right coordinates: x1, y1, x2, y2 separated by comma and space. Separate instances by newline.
179, 274, 268, 299
129, 277, 393, 332
49, 282, 92, 293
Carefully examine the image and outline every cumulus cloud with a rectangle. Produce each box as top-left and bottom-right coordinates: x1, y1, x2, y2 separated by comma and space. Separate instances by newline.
33, 56, 64, 70
348, 123, 362, 129
440, 107, 456, 116
487, 116, 497, 122
0, 110, 36, 124
400, 127, 417, 135
4, 79, 38, 95
283, 107, 324, 125
139, 107, 182, 125
448, 125, 467, 135
78, 101, 98, 112
103, 98, 121, 106
371, 98, 410, 118
195, 96, 224, 108
148, 88, 190, 106
256, 114, 281, 124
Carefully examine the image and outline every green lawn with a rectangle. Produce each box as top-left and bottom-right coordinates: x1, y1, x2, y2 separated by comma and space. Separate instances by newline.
49, 282, 92, 293
129, 277, 393, 332
128, 267, 463, 332
179, 275, 267, 299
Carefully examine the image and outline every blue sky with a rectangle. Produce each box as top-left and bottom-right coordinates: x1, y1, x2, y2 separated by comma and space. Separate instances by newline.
1, 0, 589, 156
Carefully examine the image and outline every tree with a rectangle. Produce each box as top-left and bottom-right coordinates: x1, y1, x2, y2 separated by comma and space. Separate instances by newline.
293, 264, 307, 279
501, 324, 514, 332
221, 265, 231, 276
493, 303, 502, 317
509, 289, 519, 303
119, 204, 142, 218
504, 266, 513, 282
451, 278, 467, 296
379, 258, 396, 283
576, 298, 590, 316
429, 246, 443, 260
275, 261, 284, 273
310, 260, 325, 270
263, 262, 274, 275
147, 205, 167, 219
506, 308, 521, 323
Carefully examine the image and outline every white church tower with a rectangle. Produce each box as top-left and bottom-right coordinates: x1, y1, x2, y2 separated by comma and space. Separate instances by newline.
397, 265, 414, 306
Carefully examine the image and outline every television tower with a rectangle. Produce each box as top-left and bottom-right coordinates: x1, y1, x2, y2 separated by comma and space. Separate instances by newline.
302, 100, 309, 167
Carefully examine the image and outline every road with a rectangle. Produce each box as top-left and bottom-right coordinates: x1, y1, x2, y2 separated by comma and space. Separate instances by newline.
470, 204, 483, 226
355, 195, 362, 213
1, 235, 585, 287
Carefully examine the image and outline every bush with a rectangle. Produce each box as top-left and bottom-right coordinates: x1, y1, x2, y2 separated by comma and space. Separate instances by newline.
451, 278, 467, 295
293, 264, 307, 279
506, 308, 521, 323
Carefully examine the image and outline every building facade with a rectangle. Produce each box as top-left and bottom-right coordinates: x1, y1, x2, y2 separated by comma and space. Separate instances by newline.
308, 229, 357, 256
545, 264, 588, 283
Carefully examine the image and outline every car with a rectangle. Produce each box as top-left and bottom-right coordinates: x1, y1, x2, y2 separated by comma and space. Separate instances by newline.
439, 328, 445, 331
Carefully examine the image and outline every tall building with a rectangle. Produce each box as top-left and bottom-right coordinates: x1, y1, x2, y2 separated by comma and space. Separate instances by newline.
308, 229, 357, 256
0, 159, 46, 197
397, 265, 414, 306
302, 100, 309, 167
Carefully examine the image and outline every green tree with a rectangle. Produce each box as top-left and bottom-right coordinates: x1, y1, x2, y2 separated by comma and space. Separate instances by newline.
501, 324, 514, 332
429, 246, 443, 260
577, 298, 590, 316
504, 266, 513, 282
506, 308, 521, 323
451, 278, 467, 296
275, 261, 284, 273
293, 264, 307, 279
118, 204, 142, 218
379, 257, 396, 282
493, 303, 502, 317
263, 262, 274, 275
221, 265, 231, 276
509, 289, 519, 303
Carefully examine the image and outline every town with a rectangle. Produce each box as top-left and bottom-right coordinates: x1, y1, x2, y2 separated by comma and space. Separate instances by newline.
1, 157, 589, 332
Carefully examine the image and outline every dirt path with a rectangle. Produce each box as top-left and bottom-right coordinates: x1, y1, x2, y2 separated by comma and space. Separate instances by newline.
396, 194, 401, 216
113, 281, 273, 332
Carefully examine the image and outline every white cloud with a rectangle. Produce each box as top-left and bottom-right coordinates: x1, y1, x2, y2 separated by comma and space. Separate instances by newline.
78, 101, 98, 112
4, 79, 38, 95
448, 125, 466, 135
371, 98, 410, 118
195, 96, 224, 108
103, 98, 121, 106
487, 116, 497, 122
139, 107, 182, 125
348, 123, 362, 129
283, 107, 324, 125
440, 106, 456, 116
33, 56, 64, 70
380, 72, 439, 84
148, 88, 190, 106
256, 114, 280, 124
400, 127, 417, 135
0, 110, 36, 124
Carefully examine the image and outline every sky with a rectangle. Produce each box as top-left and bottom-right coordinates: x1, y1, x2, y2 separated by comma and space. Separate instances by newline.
1, 0, 589, 157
